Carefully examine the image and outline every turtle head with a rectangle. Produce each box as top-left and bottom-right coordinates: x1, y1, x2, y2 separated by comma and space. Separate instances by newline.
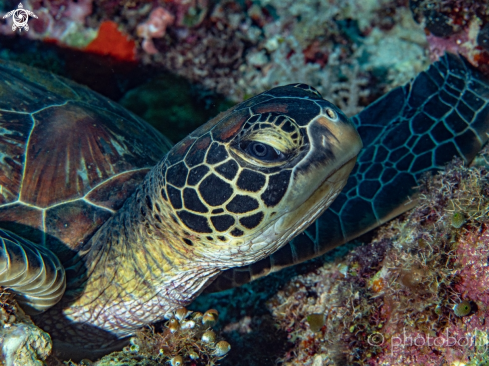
155, 84, 362, 267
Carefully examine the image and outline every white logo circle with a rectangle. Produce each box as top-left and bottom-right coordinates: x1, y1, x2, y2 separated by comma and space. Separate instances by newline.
2, 3, 38, 32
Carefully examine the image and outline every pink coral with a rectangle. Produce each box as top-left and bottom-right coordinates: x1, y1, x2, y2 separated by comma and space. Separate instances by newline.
426, 22, 483, 67
454, 225, 489, 306
136, 7, 175, 55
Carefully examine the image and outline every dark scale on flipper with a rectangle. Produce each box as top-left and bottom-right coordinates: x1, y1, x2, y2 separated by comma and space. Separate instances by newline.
410, 112, 435, 134
261, 170, 291, 207
183, 188, 208, 213
444, 84, 462, 98
359, 145, 375, 163
237, 169, 266, 192
424, 95, 451, 119
440, 89, 458, 106
226, 195, 259, 214
434, 142, 459, 166
388, 146, 409, 163
198, 174, 233, 206
455, 129, 481, 160
289, 233, 317, 262
187, 165, 210, 186
358, 180, 381, 200
177, 210, 212, 233
407, 135, 417, 148
462, 90, 485, 111
365, 163, 383, 180
411, 151, 432, 172
358, 162, 369, 174
457, 101, 476, 122
166, 162, 188, 188
447, 74, 466, 92
409, 71, 441, 108
412, 134, 436, 154
396, 154, 414, 171
211, 215, 235, 232
215, 160, 239, 180
382, 120, 411, 150
430, 121, 454, 143
381, 168, 397, 184
212, 208, 224, 214
206, 143, 228, 164
444, 110, 468, 133
374, 146, 389, 162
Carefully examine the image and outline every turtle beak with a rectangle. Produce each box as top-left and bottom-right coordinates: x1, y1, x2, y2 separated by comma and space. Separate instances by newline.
284, 111, 363, 213
272, 111, 362, 239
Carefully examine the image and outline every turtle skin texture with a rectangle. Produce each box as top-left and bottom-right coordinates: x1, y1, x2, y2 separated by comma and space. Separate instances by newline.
0, 53, 488, 360
0, 61, 362, 358
0, 61, 173, 315
210, 53, 489, 291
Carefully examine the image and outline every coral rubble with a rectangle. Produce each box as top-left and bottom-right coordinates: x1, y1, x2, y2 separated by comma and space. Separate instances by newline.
49, 308, 230, 366
267, 153, 489, 365
1, 0, 431, 109
0, 289, 52, 366
412, 0, 489, 75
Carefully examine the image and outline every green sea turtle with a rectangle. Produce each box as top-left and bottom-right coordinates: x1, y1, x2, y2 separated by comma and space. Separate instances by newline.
0, 53, 488, 359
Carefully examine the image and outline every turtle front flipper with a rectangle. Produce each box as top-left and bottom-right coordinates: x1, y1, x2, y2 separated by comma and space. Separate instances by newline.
0, 229, 66, 314
208, 53, 489, 290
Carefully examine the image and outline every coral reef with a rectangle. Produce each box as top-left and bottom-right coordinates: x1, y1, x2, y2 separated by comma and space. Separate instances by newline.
266, 152, 489, 365
136, 7, 175, 55
45, 307, 230, 366
0, 288, 52, 366
1, 0, 430, 108
411, 0, 489, 75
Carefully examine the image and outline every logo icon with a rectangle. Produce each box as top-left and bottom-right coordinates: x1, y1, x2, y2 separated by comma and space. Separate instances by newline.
3, 3, 38, 32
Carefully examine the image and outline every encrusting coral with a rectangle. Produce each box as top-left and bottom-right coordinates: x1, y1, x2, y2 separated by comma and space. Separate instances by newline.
48, 308, 231, 366
0, 0, 431, 109
267, 149, 489, 365
0, 288, 52, 366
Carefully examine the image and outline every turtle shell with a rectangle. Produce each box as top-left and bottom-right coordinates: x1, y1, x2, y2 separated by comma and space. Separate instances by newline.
0, 61, 172, 264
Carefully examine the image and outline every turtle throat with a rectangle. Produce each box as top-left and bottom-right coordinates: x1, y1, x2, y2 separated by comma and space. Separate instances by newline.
56, 174, 221, 340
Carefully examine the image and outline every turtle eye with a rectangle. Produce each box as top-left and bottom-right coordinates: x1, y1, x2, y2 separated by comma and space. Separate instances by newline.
240, 141, 283, 161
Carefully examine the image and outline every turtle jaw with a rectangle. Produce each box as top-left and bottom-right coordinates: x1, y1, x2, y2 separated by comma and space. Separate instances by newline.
224, 156, 358, 265
272, 156, 357, 241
